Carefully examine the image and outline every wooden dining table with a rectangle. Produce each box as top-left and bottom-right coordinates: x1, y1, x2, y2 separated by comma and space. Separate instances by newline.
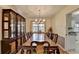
22, 38, 57, 47
21, 38, 58, 53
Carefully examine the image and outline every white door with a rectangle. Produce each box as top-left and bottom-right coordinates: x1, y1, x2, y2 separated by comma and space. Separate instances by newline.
75, 33, 79, 53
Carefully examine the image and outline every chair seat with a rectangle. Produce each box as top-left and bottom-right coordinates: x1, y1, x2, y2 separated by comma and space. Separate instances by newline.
36, 44, 44, 54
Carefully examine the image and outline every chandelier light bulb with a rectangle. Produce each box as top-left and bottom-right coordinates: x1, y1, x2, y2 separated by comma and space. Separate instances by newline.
35, 19, 38, 22
43, 19, 45, 22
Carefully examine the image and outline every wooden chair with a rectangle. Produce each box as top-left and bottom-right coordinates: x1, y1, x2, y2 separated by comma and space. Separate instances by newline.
20, 46, 31, 54
46, 32, 54, 40
46, 32, 58, 44
30, 41, 37, 53
21, 48, 24, 54
53, 34, 58, 44
48, 46, 60, 54
30, 41, 50, 54
43, 41, 50, 53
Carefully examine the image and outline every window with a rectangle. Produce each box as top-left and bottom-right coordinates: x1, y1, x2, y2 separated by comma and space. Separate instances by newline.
32, 19, 45, 42
32, 22, 45, 32
32, 22, 39, 32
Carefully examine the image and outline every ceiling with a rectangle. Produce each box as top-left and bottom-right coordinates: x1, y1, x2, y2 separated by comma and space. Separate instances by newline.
14, 5, 65, 18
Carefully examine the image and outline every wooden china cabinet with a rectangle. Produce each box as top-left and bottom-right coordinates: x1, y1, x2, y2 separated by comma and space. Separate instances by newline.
1, 9, 26, 54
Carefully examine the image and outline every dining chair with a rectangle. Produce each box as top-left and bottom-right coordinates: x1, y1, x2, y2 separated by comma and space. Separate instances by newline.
20, 46, 31, 54
48, 46, 60, 54
53, 34, 58, 44
30, 41, 50, 54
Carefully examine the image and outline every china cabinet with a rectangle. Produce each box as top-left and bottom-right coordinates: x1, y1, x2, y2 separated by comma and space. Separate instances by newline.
1, 9, 26, 54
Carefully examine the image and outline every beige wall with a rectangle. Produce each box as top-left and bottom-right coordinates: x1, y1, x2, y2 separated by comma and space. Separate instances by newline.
45, 18, 52, 32
52, 6, 79, 50
26, 18, 32, 32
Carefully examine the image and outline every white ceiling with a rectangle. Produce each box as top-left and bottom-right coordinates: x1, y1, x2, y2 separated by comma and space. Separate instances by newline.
14, 5, 65, 18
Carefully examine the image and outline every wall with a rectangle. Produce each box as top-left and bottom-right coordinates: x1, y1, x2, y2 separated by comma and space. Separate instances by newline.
52, 5, 79, 50
0, 7, 2, 54
25, 18, 32, 32
45, 17, 52, 32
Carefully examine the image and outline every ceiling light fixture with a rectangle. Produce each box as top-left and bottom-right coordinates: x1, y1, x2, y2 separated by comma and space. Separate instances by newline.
34, 8, 45, 23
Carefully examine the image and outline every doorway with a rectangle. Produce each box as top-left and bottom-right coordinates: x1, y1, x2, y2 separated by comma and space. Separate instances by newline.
66, 9, 79, 53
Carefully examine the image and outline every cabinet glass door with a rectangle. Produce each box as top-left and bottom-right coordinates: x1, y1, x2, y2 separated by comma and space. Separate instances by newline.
21, 18, 24, 35
23, 21, 26, 35
17, 15, 21, 37
10, 12, 16, 38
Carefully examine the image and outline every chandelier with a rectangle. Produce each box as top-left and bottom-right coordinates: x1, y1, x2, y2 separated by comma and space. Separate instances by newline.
34, 8, 45, 23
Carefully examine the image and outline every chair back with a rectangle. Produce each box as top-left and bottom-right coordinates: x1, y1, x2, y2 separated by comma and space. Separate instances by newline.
53, 34, 58, 44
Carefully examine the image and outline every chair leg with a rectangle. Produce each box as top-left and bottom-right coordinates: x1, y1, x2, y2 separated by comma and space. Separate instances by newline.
26, 49, 31, 54
21, 48, 24, 54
